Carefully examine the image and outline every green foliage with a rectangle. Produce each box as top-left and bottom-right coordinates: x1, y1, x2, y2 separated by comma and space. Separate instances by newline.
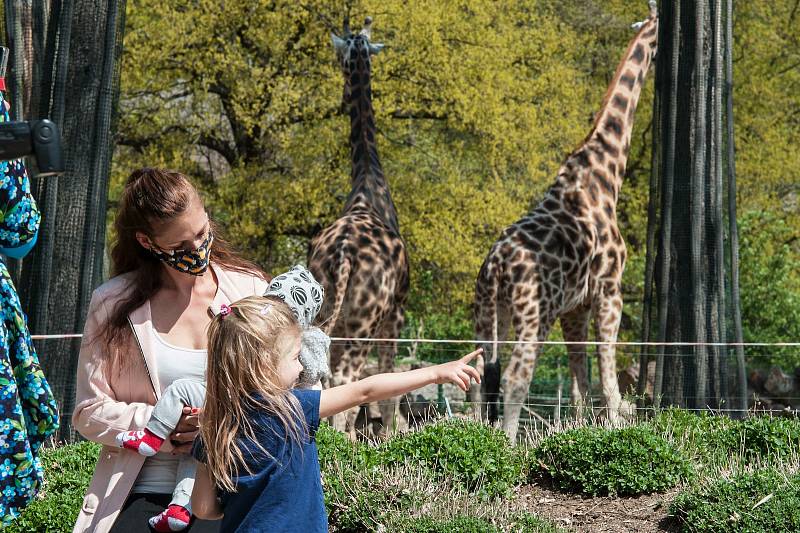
8, 441, 101, 533
509, 512, 568, 533
402, 270, 475, 363
649, 408, 740, 466
670, 468, 800, 533
394, 512, 565, 533
379, 419, 525, 497
738, 210, 800, 368
317, 421, 382, 527
112, 0, 800, 360
651, 409, 800, 465
317, 421, 377, 470
395, 515, 502, 533
737, 416, 800, 460
533, 425, 693, 496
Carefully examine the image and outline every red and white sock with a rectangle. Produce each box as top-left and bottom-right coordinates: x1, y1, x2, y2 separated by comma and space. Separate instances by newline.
115, 428, 164, 457
148, 504, 191, 532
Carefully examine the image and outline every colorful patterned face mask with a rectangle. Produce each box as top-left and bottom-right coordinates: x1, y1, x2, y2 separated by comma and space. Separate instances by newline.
148, 229, 213, 276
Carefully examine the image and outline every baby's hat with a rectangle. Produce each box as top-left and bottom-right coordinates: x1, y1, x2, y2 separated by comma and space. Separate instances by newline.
264, 264, 324, 329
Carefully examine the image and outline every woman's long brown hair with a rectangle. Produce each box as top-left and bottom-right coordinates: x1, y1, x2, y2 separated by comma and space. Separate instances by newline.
100, 167, 266, 355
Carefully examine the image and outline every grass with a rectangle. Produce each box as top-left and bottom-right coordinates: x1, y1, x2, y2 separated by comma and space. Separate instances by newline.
8, 409, 800, 532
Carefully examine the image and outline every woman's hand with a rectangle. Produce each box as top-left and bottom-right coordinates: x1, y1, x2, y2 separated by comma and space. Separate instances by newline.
169, 406, 201, 454
432, 349, 482, 391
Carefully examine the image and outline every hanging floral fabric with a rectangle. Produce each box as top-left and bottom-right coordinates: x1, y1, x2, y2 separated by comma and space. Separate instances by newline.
0, 84, 60, 525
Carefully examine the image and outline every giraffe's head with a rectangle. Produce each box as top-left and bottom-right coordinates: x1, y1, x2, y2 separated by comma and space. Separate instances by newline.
331, 17, 384, 109
631, 0, 659, 59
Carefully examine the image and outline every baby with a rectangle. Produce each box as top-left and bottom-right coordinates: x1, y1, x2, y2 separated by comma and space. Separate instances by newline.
116, 265, 330, 531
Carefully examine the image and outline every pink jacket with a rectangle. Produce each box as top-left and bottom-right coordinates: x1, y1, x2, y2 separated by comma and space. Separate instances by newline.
72, 264, 269, 533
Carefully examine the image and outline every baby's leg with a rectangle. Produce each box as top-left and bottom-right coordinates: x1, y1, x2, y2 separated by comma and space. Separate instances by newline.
148, 379, 207, 439
148, 455, 196, 532
117, 379, 207, 456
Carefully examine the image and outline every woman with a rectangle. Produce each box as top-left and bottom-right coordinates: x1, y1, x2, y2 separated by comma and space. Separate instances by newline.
72, 168, 269, 533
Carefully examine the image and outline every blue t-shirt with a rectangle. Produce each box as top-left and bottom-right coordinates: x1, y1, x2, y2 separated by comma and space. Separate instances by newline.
193, 389, 327, 532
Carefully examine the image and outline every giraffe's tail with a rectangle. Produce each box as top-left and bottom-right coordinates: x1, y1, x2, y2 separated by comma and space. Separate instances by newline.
323, 251, 351, 337
474, 256, 503, 424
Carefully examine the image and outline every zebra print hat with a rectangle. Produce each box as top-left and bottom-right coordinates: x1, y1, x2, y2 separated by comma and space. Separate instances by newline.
264, 264, 324, 329
265, 265, 330, 387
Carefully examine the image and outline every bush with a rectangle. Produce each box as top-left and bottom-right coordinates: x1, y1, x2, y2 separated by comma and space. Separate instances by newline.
8, 441, 100, 533
324, 465, 423, 532
737, 416, 800, 460
670, 468, 800, 532
649, 408, 740, 465
317, 421, 383, 529
317, 421, 377, 471
379, 419, 525, 497
509, 512, 567, 533
533, 425, 692, 496
394, 513, 563, 533
651, 410, 800, 464
397, 515, 502, 532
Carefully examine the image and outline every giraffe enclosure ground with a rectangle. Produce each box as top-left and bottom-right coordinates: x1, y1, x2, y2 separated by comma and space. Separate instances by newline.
518, 484, 680, 533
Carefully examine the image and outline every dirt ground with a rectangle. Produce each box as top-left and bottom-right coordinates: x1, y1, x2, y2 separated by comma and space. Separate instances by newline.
518, 482, 682, 533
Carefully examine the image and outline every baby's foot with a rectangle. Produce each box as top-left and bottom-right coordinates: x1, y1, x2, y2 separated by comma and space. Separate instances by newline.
115, 428, 164, 457
148, 504, 191, 532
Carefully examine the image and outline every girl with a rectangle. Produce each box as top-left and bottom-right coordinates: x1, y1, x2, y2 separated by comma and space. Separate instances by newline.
190, 295, 481, 532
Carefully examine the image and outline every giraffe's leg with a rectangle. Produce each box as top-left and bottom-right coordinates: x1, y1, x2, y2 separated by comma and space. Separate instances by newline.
376, 304, 405, 436
328, 339, 370, 437
501, 315, 553, 442
560, 305, 592, 418
592, 281, 630, 423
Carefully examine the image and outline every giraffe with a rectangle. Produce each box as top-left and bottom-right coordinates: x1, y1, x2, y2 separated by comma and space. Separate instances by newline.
473, 1, 659, 440
308, 18, 409, 436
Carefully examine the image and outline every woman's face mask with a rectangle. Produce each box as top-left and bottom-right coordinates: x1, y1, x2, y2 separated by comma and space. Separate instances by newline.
148, 229, 213, 276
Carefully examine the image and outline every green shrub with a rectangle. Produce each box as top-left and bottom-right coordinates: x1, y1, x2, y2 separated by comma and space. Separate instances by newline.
651, 410, 800, 465
317, 421, 382, 527
533, 425, 692, 496
379, 419, 525, 497
8, 441, 100, 533
737, 416, 800, 460
509, 512, 567, 533
396, 515, 501, 532
317, 421, 377, 471
670, 468, 800, 532
325, 466, 422, 532
650, 408, 740, 465
395, 513, 563, 533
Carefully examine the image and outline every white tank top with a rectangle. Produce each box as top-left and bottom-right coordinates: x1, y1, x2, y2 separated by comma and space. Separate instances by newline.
132, 327, 207, 494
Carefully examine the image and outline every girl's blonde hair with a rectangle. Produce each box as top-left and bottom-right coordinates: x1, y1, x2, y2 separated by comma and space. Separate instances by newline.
202, 295, 305, 492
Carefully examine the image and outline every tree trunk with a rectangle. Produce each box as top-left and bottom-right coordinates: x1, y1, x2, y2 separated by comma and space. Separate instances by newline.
645, 0, 744, 414
6, 0, 127, 441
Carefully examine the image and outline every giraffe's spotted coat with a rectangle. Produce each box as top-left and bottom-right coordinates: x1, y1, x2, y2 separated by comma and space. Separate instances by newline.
473, 7, 659, 440
308, 31, 409, 437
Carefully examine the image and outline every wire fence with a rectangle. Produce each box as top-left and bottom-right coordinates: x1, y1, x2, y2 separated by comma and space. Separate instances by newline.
34, 332, 800, 439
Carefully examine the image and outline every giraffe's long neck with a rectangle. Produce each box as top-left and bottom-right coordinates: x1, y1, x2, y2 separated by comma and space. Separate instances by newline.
581, 16, 659, 201
342, 44, 399, 234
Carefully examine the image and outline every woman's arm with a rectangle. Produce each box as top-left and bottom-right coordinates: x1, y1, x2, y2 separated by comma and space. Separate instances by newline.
319, 349, 481, 419
192, 463, 223, 520
72, 290, 155, 448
